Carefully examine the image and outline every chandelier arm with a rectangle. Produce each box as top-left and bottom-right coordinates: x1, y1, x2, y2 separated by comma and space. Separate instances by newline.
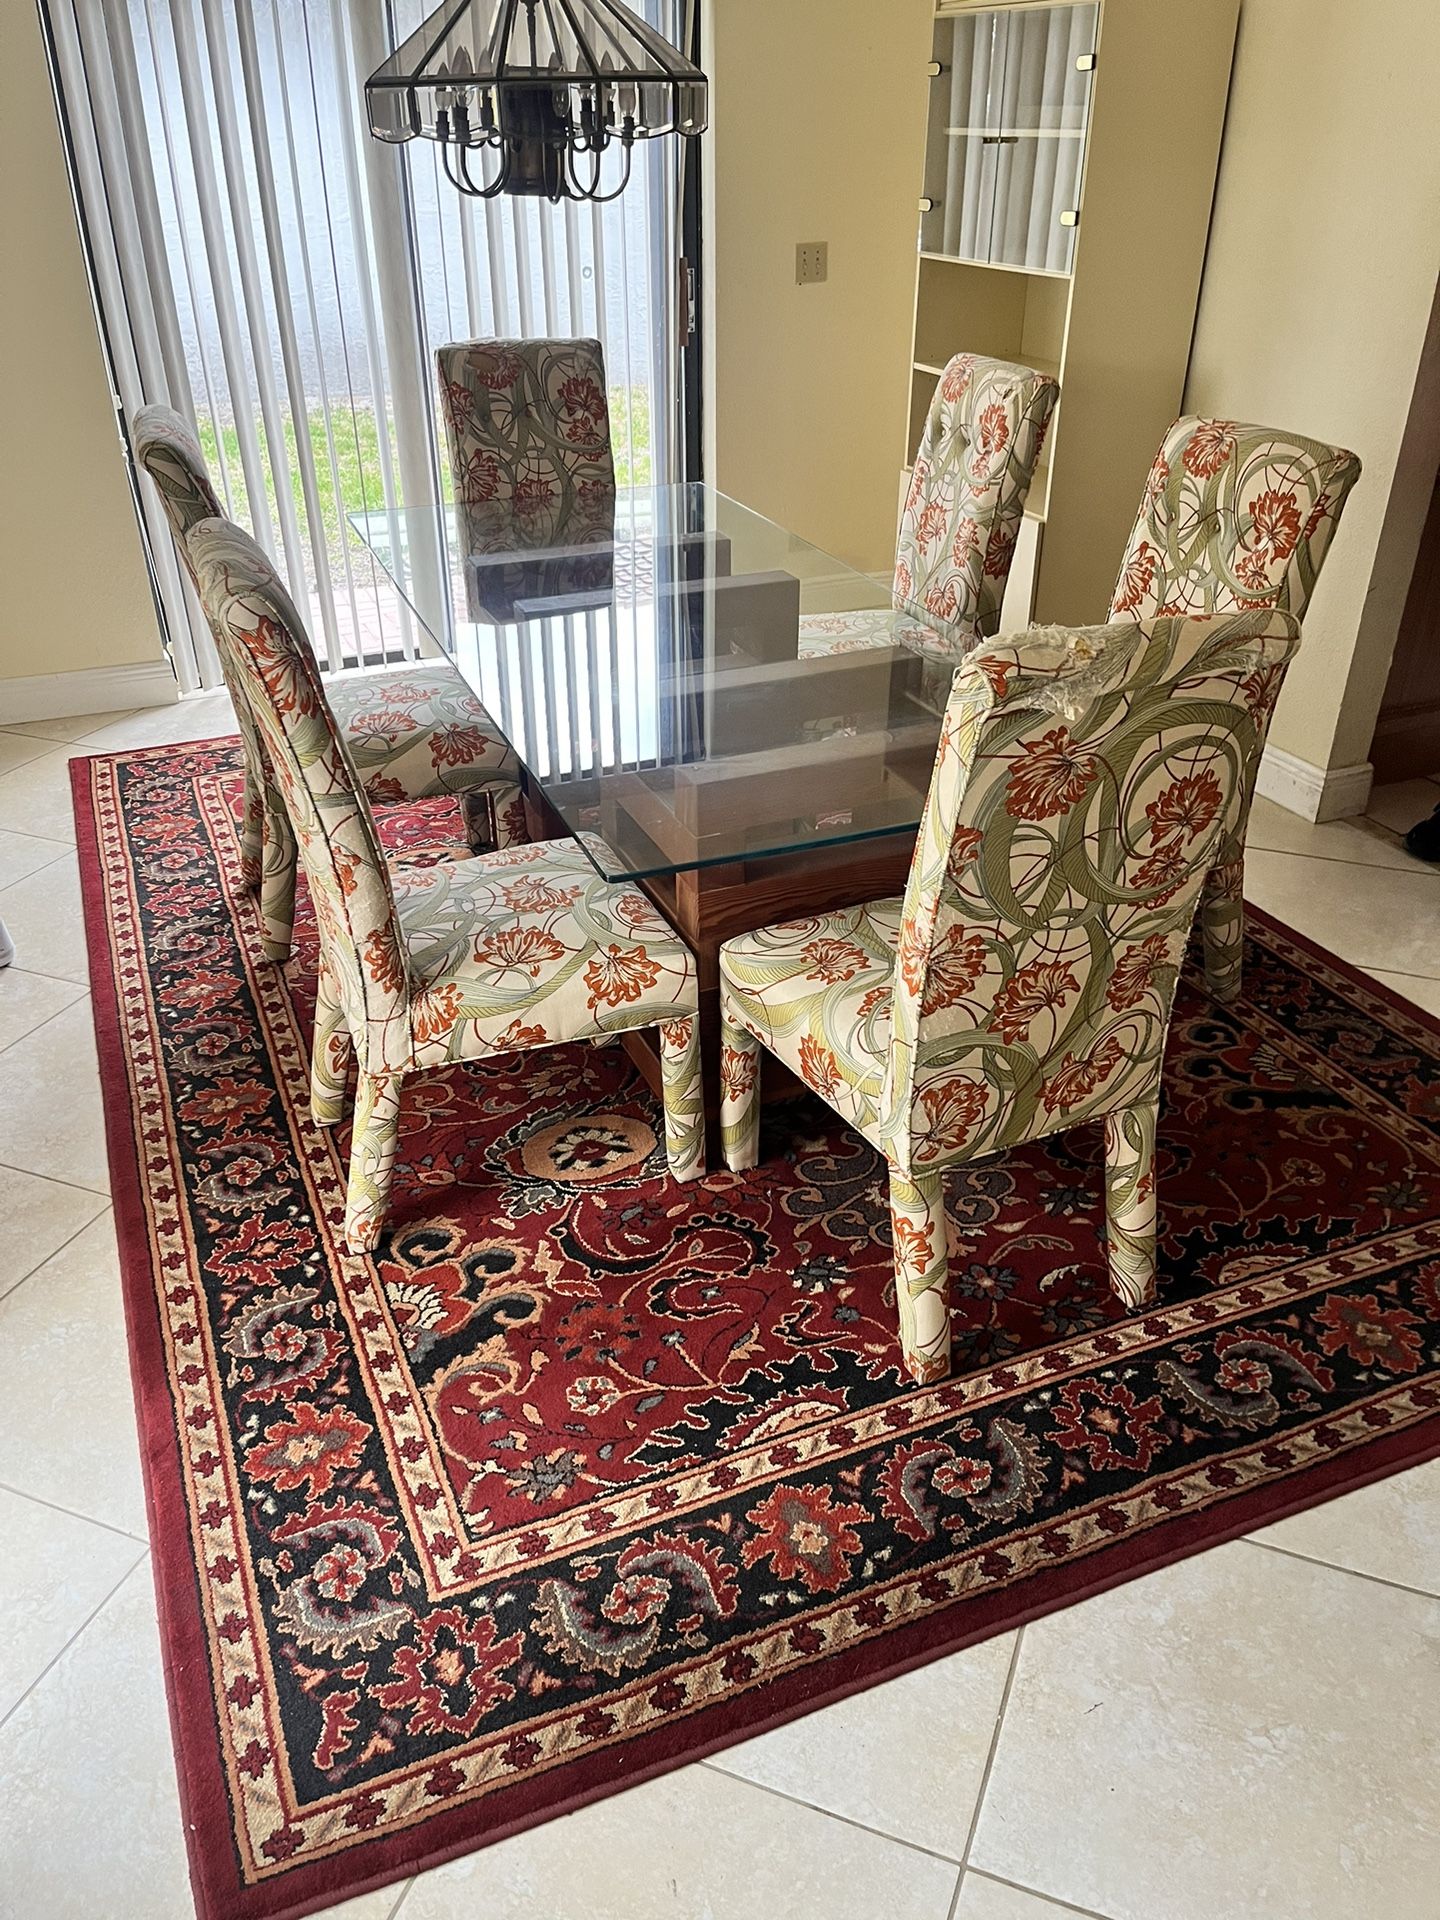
441, 131, 506, 199
562, 141, 597, 198
581, 137, 634, 204
466, 135, 510, 197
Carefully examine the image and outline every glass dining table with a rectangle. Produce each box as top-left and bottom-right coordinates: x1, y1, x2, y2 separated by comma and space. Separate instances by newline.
350, 485, 967, 1110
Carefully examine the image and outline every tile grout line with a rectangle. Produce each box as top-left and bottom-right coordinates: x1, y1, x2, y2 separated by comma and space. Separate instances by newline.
0, 965, 88, 1005
0, 964, 89, 1004
697, 1758, 966, 1868
1243, 1534, 1440, 1604
0, 834, 74, 865
0, 746, 61, 778
0, 846, 79, 891
0, 1476, 147, 1548
1247, 843, 1440, 878
1364, 964, 1440, 989
0, 1203, 113, 1308
0, 1548, 148, 1740
947, 1624, 1025, 1919
384, 1878, 417, 1918
0, 995, 94, 1065
0, 1155, 109, 1202
964, 1868, 1122, 1920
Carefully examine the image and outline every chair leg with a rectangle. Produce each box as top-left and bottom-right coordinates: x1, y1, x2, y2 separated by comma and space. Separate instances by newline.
658, 1017, 705, 1183
344, 1072, 403, 1253
238, 762, 265, 892
258, 786, 297, 966
1103, 1088, 1160, 1309
888, 1166, 951, 1384
719, 1015, 761, 1172
459, 786, 499, 855
1201, 858, 1244, 1003
310, 965, 353, 1128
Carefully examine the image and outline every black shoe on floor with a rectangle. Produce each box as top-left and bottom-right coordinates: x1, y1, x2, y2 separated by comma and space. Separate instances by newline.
1405, 802, 1440, 863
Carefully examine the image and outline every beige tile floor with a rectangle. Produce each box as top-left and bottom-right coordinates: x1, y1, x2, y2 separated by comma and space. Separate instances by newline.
0, 696, 1437, 1920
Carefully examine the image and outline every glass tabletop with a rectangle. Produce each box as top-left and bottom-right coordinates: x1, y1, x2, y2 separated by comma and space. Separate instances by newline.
349, 485, 967, 882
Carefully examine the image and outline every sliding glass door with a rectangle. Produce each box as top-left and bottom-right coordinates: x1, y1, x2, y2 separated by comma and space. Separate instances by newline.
42, 0, 692, 689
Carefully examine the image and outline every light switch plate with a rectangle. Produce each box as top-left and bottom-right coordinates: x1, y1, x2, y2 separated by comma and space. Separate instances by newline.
796, 241, 828, 285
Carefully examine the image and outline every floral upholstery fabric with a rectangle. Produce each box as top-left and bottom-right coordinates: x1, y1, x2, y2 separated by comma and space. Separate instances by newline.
797, 354, 1056, 663
132, 404, 528, 963
718, 899, 903, 1144
895, 352, 1058, 640
436, 339, 617, 549
132, 404, 267, 886
393, 839, 700, 1069
1109, 416, 1361, 621
324, 665, 525, 836
1109, 416, 1360, 1005
186, 516, 703, 1249
721, 608, 1302, 1384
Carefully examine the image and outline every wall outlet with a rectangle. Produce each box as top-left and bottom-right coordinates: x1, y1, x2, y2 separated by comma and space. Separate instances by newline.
795, 241, 828, 285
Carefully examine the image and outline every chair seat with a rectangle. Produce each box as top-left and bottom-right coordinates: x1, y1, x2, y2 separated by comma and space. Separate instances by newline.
796, 609, 975, 660
797, 609, 897, 658
719, 898, 904, 1145
394, 839, 698, 1067
327, 660, 517, 802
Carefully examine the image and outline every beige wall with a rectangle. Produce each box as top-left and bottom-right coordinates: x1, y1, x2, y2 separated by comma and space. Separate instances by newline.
704, 0, 933, 574
1184, 0, 1440, 775
0, 2, 161, 695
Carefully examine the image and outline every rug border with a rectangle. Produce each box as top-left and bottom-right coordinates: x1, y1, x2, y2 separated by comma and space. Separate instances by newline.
71, 745, 1440, 1920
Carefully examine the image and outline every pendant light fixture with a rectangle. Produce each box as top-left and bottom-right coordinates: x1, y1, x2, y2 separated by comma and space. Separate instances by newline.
366, 0, 707, 204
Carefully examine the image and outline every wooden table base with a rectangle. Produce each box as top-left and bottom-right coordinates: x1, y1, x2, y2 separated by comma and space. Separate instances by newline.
522, 779, 918, 1152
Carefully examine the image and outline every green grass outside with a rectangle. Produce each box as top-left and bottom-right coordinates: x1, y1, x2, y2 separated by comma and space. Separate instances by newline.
197, 386, 653, 572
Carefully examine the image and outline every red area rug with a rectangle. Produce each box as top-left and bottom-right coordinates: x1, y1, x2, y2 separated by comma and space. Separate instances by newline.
76, 739, 1440, 1920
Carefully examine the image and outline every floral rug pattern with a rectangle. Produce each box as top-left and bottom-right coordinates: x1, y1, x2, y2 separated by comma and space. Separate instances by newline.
76, 741, 1440, 1920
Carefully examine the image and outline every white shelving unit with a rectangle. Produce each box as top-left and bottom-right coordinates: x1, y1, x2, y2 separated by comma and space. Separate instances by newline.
902, 0, 1240, 628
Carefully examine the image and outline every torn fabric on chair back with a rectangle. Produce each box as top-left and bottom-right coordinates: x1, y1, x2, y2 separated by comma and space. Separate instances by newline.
186, 519, 411, 1065
436, 338, 617, 549
882, 609, 1302, 1176
894, 353, 1059, 641
1110, 417, 1361, 621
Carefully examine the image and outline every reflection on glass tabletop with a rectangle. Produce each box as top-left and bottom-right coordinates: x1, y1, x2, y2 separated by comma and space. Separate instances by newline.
350, 485, 970, 882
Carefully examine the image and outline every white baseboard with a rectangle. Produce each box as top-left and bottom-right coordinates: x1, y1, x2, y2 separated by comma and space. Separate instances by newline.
0, 659, 179, 725
1256, 744, 1373, 823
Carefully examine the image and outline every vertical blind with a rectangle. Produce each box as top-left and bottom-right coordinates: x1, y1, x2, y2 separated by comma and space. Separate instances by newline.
43, 0, 687, 690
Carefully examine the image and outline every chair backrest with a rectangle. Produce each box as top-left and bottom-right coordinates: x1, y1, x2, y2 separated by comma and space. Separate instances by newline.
436, 338, 616, 548
895, 352, 1059, 641
883, 607, 1301, 1176
133, 405, 271, 800
132, 404, 224, 540
1110, 416, 1361, 621
186, 518, 410, 1059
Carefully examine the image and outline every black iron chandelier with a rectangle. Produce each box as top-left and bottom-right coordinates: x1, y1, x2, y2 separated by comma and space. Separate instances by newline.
366, 0, 707, 204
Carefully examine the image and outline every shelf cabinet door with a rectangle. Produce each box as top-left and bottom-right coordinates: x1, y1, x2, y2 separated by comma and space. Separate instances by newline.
920, 3, 1098, 275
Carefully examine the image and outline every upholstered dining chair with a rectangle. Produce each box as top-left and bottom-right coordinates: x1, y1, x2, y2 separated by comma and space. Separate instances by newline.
719, 606, 1301, 1384
133, 405, 528, 967
435, 337, 617, 550
799, 352, 1059, 661
187, 516, 704, 1250
1109, 416, 1361, 1003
